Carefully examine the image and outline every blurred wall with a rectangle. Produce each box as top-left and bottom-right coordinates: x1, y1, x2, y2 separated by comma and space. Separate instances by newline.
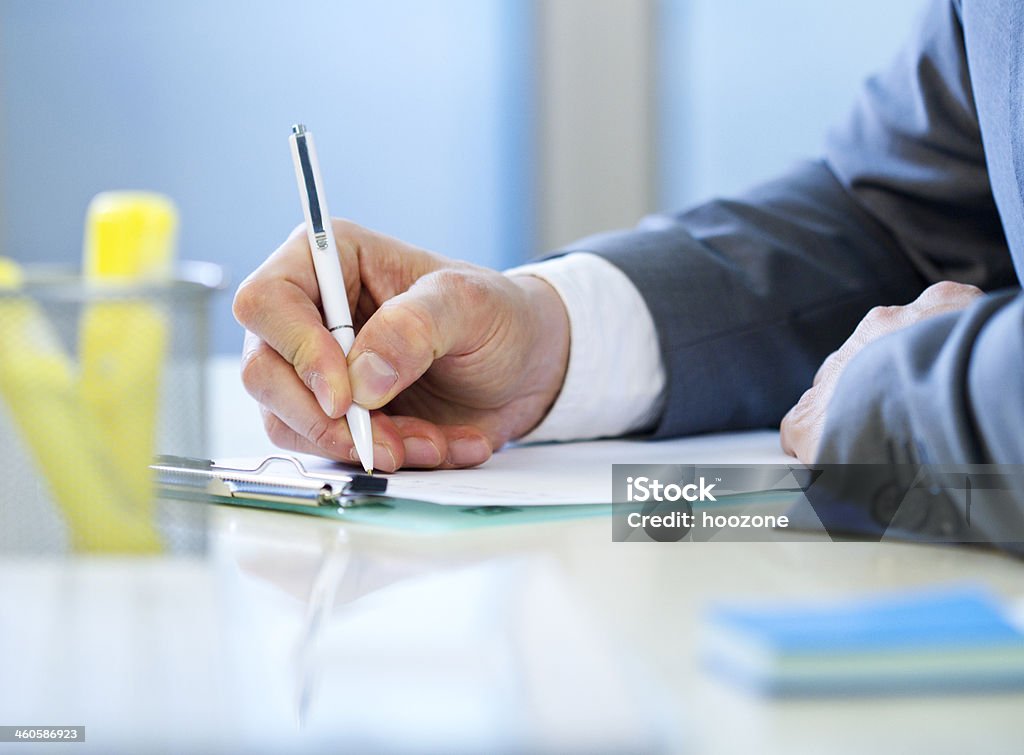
659, 0, 929, 209
1, 0, 935, 355
537, 0, 655, 251
0, 0, 534, 354
530, 0, 930, 250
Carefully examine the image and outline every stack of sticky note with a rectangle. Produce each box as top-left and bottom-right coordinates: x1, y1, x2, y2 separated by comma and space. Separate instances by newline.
702, 585, 1024, 695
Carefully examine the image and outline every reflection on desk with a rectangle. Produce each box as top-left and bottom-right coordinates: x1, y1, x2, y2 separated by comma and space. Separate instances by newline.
2, 494, 1024, 753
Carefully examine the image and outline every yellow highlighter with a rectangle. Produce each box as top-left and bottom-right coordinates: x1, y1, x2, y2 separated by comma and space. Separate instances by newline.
0, 258, 162, 552
80, 192, 178, 551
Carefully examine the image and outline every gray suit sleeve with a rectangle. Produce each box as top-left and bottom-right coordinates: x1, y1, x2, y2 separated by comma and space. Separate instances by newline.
812, 291, 1024, 552
560, 162, 927, 436
818, 289, 1024, 467
813, 2, 1023, 472
556, 0, 1014, 447
559, 0, 1024, 548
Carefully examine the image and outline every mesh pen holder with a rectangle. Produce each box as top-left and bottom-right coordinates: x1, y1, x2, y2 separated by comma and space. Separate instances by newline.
0, 262, 222, 555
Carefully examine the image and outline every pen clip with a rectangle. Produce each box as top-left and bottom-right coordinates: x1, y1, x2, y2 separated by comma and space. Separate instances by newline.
291, 124, 328, 246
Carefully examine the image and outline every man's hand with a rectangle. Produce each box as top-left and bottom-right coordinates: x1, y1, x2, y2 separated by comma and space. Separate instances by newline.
232, 220, 570, 471
780, 281, 983, 463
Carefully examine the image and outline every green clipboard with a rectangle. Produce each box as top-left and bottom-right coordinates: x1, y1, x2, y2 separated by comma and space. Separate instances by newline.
151, 455, 609, 533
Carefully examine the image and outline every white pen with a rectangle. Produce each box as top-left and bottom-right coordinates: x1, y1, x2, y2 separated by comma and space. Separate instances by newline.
288, 123, 374, 473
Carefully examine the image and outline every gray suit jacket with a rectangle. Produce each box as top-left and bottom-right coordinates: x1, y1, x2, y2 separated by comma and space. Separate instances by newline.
558, 0, 1024, 548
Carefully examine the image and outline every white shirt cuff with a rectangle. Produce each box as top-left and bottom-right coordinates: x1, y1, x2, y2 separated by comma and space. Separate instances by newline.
505, 252, 666, 443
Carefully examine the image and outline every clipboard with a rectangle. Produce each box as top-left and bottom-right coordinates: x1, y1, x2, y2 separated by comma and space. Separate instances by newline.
151, 455, 388, 511
151, 455, 609, 533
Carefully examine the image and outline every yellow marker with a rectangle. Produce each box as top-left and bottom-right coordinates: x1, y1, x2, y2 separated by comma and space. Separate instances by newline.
0, 258, 161, 552
80, 192, 178, 552
83, 192, 176, 280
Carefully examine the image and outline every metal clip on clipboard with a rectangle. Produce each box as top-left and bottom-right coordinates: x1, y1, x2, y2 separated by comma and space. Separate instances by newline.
151, 455, 388, 511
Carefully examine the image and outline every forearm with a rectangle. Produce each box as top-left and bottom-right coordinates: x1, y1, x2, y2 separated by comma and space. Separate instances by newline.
561, 160, 926, 437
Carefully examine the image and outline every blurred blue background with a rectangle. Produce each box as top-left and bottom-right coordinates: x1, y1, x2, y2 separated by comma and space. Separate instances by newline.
0, 0, 925, 354
659, 0, 925, 208
0, 0, 533, 353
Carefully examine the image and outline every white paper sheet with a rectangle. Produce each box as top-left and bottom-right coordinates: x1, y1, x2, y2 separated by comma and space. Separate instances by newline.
220, 430, 792, 507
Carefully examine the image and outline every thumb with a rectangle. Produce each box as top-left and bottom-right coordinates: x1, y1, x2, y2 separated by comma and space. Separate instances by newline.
347, 268, 495, 409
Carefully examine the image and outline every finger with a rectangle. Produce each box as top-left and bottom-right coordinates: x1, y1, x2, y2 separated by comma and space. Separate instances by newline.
388, 415, 446, 468
262, 406, 406, 473
437, 424, 493, 468
243, 334, 405, 470
347, 269, 500, 409
263, 405, 491, 471
267, 406, 492, 470
388, 415, 493, 468
241, 330, 349, 449
234, 244, 353, 419
279, 221, 363, 311
241, 330, 342, 439
261, 408, 351, 462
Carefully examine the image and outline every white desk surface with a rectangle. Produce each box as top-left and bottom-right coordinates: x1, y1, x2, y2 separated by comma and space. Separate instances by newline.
1, 356, 1022, 754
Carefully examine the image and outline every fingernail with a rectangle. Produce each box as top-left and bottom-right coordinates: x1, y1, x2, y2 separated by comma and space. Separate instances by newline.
308, 372, 335, 416
349, 351, 398, 405
447, 438, 491, 466
374, 442, 397, 472
404, 437, 442, 467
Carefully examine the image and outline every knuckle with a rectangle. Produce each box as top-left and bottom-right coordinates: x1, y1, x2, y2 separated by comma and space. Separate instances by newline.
331, 218, 361, 238
231, 277, 264, 326
331, 219, 372, 266
856, 305, 899, 335
863, 305, 892, 321
923, 280, 983, 305
425, 268, 463, 293
460, 274, 496, 310
432, 268, 493, 309
924, 280, 964, 298
378, 297, 436, 355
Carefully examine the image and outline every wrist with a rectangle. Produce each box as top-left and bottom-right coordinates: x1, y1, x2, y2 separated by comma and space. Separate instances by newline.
510, 274, 570, 436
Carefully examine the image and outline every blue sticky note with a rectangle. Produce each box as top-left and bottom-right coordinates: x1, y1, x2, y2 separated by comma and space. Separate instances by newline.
703, 585, 1024, 696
